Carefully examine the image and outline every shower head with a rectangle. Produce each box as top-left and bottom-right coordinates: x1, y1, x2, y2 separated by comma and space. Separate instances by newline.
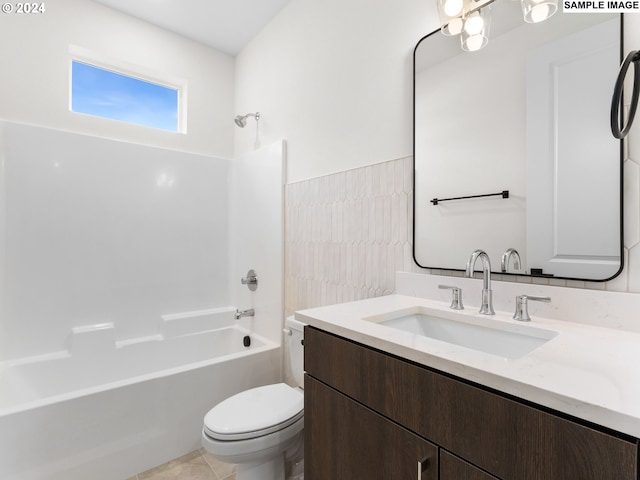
234, 112, 260, 128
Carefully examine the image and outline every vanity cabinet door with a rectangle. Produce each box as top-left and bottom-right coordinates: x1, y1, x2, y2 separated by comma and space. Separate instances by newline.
304, 375, 438, 480
440, 450, 500, 480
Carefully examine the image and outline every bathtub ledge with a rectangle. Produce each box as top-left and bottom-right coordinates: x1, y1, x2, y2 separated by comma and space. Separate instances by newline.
68, 322, 116, 355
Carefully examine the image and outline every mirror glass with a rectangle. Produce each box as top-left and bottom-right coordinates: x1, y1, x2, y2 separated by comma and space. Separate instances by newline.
413, 2, 622, 281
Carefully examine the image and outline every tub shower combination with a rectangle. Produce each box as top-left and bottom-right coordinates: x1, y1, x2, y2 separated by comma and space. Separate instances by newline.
0, 309, 280, 480
0, 122, 285, 480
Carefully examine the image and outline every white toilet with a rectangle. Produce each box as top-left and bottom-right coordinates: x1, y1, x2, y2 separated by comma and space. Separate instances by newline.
202, 317, 305, 480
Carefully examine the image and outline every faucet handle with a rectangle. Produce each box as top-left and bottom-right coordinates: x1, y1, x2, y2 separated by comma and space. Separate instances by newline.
513, 295, 551, 322
241, 269, 258, 291
438, 285, 464, 310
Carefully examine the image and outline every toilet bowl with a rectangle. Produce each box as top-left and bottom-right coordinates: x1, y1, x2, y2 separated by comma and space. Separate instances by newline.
202, 317, 305, 480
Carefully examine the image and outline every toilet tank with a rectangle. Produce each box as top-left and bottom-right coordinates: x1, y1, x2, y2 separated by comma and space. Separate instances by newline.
284, 316, 306, 388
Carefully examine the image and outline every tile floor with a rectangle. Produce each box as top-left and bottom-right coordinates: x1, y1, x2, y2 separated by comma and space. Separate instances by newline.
127, 449, 236, 480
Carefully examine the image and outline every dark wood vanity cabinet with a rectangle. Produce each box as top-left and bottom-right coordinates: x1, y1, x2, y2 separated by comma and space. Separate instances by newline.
305, 376, 438, 479
440, 451, 499, 480
304, 327, 639, 480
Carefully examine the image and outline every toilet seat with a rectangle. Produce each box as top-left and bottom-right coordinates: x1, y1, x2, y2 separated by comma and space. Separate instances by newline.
202, 414, 304, 466
204, 383, 304, 441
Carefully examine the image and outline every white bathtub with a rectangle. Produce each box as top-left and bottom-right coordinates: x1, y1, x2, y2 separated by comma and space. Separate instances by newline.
0, 307, 281, 480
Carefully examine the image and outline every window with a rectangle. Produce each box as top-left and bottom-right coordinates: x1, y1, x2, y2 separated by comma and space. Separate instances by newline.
70, 49, 185, 133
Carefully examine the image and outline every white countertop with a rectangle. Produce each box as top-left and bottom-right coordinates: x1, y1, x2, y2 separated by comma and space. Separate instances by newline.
296, 293, 640, 438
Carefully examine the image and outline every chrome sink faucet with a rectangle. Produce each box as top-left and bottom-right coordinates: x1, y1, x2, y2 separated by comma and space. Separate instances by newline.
465, 249, 495, 315
501, 248, 521, 273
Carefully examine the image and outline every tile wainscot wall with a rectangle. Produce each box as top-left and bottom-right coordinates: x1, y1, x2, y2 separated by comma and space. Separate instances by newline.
285, 151, 640, 314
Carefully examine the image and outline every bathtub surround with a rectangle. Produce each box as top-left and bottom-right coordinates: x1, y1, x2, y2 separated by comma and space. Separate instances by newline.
0, 123, 285, 480
229, 140, 286, 344
0, 123, 285, 360
0, 122, 230, 361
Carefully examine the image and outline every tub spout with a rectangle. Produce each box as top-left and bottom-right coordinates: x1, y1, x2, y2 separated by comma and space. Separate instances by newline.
235, 308, 255, 320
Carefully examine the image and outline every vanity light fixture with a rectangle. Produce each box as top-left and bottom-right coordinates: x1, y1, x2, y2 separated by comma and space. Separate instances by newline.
437, 0, 492, 51
437, 0, 465, 35
437, 0, 558, 52
460, 8, 491, 52
521, 0, 558, 23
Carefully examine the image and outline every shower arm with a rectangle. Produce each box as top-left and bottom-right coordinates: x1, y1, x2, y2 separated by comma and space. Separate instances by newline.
234, 112, 261, 128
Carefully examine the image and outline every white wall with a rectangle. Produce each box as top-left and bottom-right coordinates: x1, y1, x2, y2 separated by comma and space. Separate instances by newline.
236, 0, 640, 186
0, 0, 234, 158
235, 0, 437, 183
240, 2, 640, 293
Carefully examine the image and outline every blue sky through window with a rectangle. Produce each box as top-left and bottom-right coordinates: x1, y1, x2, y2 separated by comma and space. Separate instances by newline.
71, 61, 179, 132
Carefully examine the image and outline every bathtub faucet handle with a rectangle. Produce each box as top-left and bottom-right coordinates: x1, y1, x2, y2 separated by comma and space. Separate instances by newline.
235, 308, 255, 320
241, 269, 258, 291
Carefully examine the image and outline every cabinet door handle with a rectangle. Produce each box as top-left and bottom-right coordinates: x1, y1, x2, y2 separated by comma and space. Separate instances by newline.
417, 457, 430, 480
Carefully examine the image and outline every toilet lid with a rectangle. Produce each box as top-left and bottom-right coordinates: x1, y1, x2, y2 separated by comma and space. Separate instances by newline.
204, 383, 304, 441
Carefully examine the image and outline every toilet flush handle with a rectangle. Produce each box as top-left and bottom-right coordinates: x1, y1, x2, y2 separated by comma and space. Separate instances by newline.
283, 327, 303, 345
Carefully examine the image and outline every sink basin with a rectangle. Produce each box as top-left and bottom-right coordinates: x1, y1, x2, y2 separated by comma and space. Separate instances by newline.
365, 308, 558, 359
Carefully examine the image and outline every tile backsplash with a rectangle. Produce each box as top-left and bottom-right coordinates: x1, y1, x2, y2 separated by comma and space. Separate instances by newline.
285, 157, 416, 314
285, 153, 640, 314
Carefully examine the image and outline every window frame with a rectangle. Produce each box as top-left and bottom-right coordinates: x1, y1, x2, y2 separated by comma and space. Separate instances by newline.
68, 45, 188, 134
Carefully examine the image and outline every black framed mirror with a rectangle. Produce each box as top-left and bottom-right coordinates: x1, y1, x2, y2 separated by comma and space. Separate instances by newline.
413, 2, 623, 281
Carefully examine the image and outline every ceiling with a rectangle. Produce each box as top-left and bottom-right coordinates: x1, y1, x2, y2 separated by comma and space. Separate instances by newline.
93, 0, 291, 56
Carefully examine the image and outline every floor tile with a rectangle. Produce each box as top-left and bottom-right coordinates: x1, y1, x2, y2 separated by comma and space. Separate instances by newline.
138, 451, 216, 480
200, 448, 236, 478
